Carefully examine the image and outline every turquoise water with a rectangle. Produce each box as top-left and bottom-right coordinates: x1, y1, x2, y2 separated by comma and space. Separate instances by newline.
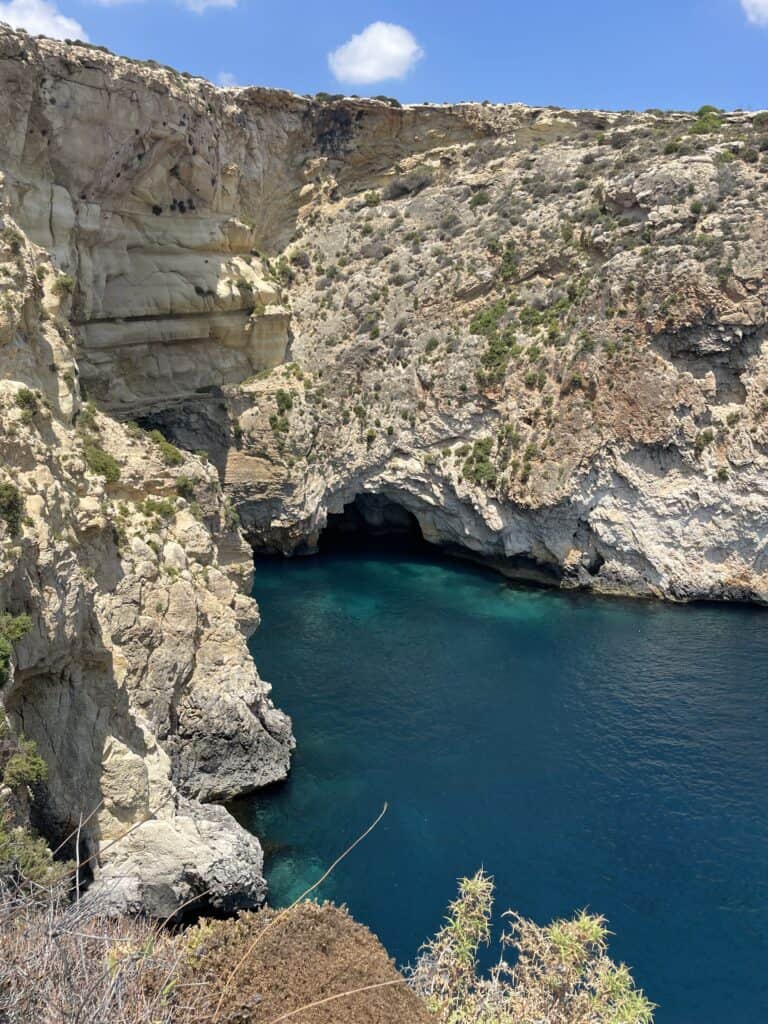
231, 544, 768, 1023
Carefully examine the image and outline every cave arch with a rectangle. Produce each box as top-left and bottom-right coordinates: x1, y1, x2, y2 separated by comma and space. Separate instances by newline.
319, 493, 427, 552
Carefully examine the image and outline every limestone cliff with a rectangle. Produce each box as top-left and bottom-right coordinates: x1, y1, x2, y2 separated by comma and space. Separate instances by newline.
0, 35, 295, 906
0, 24, 767, 913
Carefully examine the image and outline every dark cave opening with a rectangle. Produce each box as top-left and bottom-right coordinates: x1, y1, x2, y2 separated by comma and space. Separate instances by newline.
319, 493, 430, 555
316, 493, 563, 587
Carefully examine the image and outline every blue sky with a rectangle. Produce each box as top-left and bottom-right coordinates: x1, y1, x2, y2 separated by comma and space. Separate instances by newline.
1, 0, 767, 111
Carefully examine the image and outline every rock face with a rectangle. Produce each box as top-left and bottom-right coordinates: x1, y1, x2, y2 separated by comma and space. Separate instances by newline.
0, 26, 767, 911
0, 28, 295, 908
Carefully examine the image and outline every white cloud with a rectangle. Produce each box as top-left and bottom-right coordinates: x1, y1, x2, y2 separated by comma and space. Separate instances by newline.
217, 71, 239, 87
179, 0, 236, 12
328, 21, 423, 85
742, 0, 768, 25
0, 0, 87, 38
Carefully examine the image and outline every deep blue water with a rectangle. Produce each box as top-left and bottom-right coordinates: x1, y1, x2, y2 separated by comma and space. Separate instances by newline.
231, 544, 768, 1023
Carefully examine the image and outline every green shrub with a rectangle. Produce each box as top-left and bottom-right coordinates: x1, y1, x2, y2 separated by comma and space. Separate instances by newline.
14, 388, 40, 423
462, 438, 497, 488
3, 737, 47, 790
694, 428, 715, 455
140, 497, 176, 519
276, 389, 293, 414
0, 483, 24, 537
0, 812, 63, 887
690, 111, 722, 135
83, 443, 121, 483
468, 190, 490, 209
77, 402, 99, 433
410, 871, 654, 1024
175, 475, 196, 500
269, 414, 289, 433
499, 242, 519, 281
469, 299, 507, 340
0, 614, 31, 687
363, 190, 381, 207
148, 430, 184, 466
52, 274, 75, 297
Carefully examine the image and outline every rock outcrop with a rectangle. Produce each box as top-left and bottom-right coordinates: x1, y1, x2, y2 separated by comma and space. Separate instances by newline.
0, 25, 767, 912
0, 139, 293, 910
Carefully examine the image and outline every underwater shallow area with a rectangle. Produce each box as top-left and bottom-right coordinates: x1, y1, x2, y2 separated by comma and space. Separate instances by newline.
231, 540, 768, 1024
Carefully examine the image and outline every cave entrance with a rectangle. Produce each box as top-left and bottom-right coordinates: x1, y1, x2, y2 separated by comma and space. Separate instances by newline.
317, 493, 564, 587
319, 494, 430, 555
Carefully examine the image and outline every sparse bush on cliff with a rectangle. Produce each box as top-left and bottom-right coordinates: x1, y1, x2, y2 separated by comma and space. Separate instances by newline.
175, 474, 196, 500
14, 388, 40, 424
0, 482, 24, 537
275, 388, 293, 414
0, 713, 62, 889
0, 614, 31, 687
410, 871, 654, 1024
51, 273, 74, 297
690, 110, 722, 135
83, 441, 121, 482
469, 190, 490, 209
462, 438, 497, 488
149, 429, 185, 466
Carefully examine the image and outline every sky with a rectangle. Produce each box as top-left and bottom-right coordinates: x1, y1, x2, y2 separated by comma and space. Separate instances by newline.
0, 0, 766, 111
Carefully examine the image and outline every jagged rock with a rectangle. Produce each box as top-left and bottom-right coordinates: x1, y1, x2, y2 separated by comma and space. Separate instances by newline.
84, 801, 268, 918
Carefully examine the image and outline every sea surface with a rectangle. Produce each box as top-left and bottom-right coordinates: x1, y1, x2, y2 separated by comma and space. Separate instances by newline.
231, 541, 768, 1023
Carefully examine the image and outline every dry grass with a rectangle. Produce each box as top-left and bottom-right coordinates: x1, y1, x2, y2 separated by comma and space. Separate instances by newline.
0, 882, 427, 1024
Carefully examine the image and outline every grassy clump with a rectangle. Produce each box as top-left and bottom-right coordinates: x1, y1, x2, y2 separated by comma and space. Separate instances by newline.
462, 438, 497, 488
0, 613, 32, 687
0, 482, 24, 537
410, 870, 654, 1024
148, 429, 184, 466
0, 712, 58, 888
83, 442, 121, 483
0, 813, 62, 888
51, 274, 75, 297
276, 388, 293, 414
690, 110, 723, 134
14, 388, 40, 424
175, 475, 196, 501
140, 497, 176, 519
469, 299, 507, 340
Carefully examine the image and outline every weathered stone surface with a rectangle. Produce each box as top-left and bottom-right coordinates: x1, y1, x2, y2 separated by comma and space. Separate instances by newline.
0, 68, 294, 905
